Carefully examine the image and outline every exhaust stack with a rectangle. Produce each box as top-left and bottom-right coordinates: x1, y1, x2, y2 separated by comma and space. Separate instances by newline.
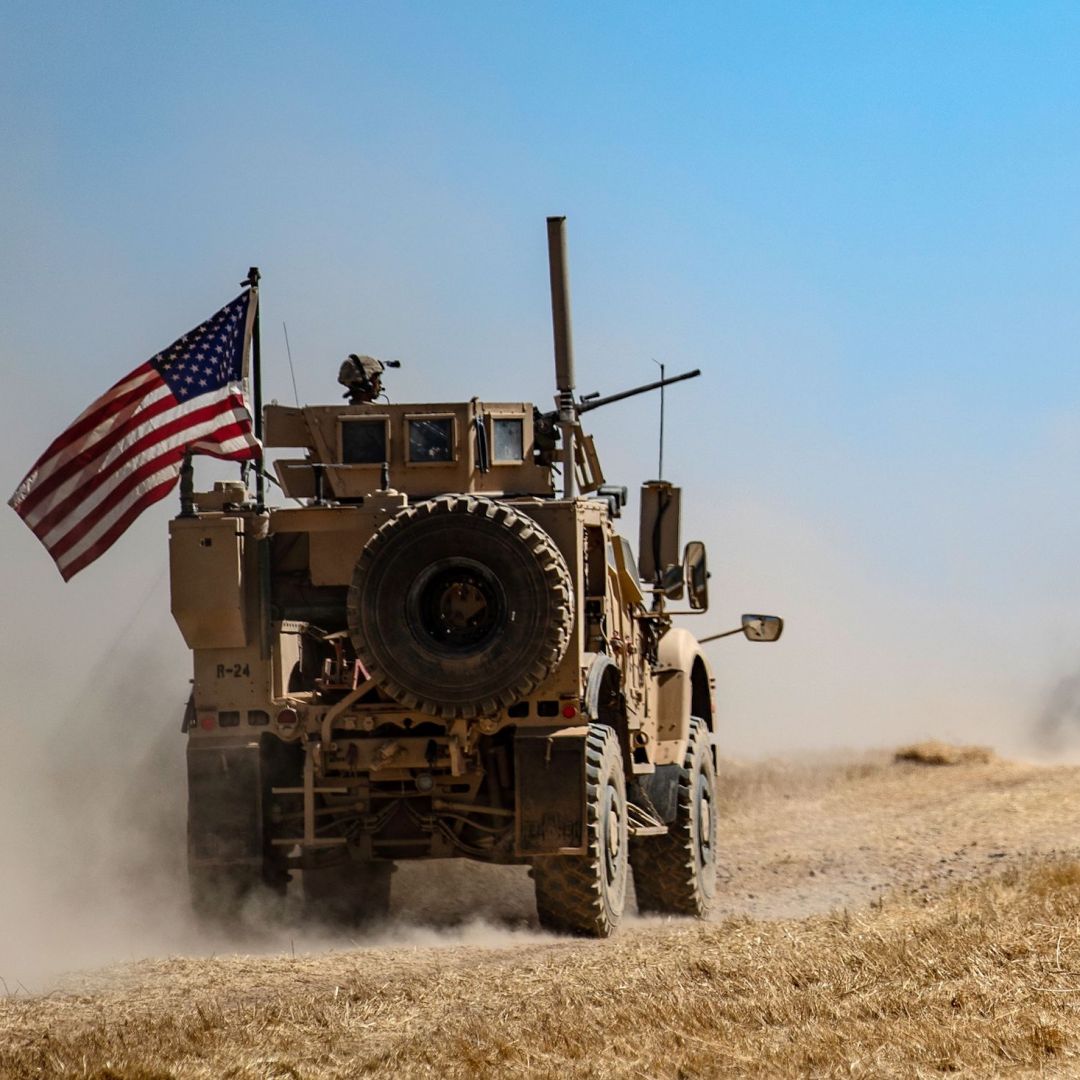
546, 215, 577, 498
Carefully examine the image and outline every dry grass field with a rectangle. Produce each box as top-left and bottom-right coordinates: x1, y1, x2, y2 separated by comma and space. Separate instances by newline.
4, 747, 1080, 1079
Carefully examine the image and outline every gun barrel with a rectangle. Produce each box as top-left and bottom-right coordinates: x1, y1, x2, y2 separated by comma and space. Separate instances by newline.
546, 216, 576, 395
578, 368, 701, 414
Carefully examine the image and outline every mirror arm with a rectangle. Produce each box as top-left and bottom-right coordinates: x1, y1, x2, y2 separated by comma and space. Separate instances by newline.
697, 626, 744, 644
643, 609, 707, 618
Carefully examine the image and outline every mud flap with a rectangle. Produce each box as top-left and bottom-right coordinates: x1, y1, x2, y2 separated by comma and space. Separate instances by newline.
514, 726, 588, 856
187, 741, 263, 869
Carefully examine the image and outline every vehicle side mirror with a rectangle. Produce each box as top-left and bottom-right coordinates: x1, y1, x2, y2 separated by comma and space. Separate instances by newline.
742, 614, 783, 642
684, 541, 708, 611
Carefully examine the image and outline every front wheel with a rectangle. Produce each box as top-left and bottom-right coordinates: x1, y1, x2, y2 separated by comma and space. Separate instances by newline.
532, 724, 628, 937
631, 716, 717, 918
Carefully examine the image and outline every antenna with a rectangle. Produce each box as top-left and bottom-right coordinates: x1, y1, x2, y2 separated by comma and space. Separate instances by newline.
653, 358, 665, 481
283, 322, 300, 407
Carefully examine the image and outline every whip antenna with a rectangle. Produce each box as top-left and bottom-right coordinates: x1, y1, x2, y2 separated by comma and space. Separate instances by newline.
653, 358, 665, 481
283, 322, 300, 407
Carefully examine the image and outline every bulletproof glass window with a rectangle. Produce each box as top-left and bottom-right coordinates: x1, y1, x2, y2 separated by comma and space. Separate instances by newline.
408, 418, 453, 462
341, 419, 387, 464
492, 418, 524, 463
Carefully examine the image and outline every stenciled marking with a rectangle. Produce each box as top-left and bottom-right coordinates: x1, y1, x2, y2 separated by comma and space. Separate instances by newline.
215, 663, 251, 678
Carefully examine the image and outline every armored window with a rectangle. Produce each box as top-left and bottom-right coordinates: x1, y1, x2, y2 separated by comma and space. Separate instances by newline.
492, 418, 524, 463
408, 418, 453, 463
341, 419, 387, 464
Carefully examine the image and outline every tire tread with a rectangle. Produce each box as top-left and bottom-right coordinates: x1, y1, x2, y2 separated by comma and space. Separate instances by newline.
533, 725, 627, 937
631, 717, 716, 918
346, 496, 573, 719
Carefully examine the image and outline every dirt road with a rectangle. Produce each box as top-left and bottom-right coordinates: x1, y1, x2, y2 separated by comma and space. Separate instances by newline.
5, 749, 1080, 1078
387, 748, 1080, 926
716, 749, 1080, 918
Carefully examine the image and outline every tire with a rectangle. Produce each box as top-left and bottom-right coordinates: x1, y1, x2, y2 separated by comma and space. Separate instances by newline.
631, 716, 717, 918
186, 737, 292, 927
303, 859, 393, 927
188, 864, 264, 926
347, 495, 574, 718
532, 724, 628, 937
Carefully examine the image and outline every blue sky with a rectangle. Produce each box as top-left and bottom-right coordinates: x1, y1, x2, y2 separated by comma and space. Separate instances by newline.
5, 2, 1080, 754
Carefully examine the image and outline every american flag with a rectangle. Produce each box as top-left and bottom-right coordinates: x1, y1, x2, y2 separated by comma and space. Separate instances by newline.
9, 290, 260, 581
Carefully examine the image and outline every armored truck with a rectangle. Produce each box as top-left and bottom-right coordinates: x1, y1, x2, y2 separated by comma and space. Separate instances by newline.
171, 218, 782, 937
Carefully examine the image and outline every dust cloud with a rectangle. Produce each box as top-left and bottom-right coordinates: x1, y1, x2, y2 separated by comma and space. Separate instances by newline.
0, 690, 548, 993
0, 571, 549, 992
0, 619, 190, 991
1034, 668, 1080, 756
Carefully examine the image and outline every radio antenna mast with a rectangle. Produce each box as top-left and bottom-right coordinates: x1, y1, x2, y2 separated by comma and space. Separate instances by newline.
653, 358, 665, 480
283, 322, 300, 407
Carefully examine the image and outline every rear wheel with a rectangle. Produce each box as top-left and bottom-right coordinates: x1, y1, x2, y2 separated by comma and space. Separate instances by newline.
186, 736, 292, 928
303, 859, 393, 927
532, 724, 628, 937
631, 716, 717, 917
189, 864, 263, 925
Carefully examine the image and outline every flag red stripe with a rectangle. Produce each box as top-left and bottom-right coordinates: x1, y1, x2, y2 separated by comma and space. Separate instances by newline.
190, 442, 260, 462
188, 402, 261, 458
30, 394, 250, 539
45, 448, 187, 562
58, 474, 181, 582
17, 381, 177, 519
46, 415, 254, 564
30, 394, 233, 537
18, 365, 158, 488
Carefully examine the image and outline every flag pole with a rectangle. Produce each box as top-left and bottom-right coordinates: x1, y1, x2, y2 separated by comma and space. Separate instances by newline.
245, 266, 264, 512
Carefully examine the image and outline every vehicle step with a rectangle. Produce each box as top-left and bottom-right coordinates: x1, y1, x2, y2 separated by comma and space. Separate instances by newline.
627, 801, 668, 837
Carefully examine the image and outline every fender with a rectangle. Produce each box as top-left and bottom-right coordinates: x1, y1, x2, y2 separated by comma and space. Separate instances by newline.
583, 653, 620, 720
654, 628, 716, 765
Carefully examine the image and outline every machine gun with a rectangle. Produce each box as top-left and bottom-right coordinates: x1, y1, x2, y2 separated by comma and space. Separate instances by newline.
576, 368, 701, 415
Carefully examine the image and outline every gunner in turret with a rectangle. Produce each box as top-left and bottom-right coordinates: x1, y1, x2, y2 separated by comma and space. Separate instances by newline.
338, 353, 399, 404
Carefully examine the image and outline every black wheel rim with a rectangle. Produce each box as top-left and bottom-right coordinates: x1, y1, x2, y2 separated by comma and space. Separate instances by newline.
602, 777, 625, 892
408, 557, 507, 655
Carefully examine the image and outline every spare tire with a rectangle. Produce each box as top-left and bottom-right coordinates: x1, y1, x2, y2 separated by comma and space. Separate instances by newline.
347, 495, 574, 719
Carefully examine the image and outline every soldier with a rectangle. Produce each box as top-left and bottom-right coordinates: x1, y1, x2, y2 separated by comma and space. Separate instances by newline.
338, 353, 398, 404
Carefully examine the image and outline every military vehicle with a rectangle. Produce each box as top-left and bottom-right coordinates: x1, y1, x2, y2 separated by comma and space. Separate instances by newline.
171, 218, 782, 937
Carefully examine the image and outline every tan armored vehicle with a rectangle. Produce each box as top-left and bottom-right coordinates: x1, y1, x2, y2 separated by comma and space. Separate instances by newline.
171, 219, 782, 937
